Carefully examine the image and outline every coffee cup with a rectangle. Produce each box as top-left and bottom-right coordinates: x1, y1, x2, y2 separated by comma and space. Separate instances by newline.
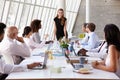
79, 56, 86, 64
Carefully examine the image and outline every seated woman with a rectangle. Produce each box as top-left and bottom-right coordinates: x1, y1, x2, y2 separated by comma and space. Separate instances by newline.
22, 26, 46, 51
30, 19, 41, 43
92, 24, 120, 78
30, 19, 53, 44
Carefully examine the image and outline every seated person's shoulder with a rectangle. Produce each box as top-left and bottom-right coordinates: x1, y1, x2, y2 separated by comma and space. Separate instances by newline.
109, 45, 116, 49
92, 32, 98, 36
92, 33, 99, 40
32, 32, 39, 37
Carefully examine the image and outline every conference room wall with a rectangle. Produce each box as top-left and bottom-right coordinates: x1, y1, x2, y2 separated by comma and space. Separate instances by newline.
73, 0, 120, 39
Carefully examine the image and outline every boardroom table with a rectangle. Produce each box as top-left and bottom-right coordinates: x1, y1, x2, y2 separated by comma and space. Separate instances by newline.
6, 56, 120, 80
6, 43, 120, 80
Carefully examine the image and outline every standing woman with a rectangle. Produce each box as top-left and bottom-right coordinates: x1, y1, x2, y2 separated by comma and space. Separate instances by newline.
30, 19, 41, 43
53, 8, 68, 40
92, 24, 120, 78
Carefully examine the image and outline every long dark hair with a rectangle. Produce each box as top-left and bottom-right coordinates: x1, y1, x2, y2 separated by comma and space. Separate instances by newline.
104, 24, 120, 51
30, 19, 41, 33
56, 8, 65, 25
22, 26, 31, 37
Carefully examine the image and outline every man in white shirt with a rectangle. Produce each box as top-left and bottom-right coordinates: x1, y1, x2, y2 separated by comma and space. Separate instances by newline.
81, 23, 100, 50
0, 59, 40, 75
80, 23, 89, 45
78, 41, 108, 59
0, 26, 31, 64
0, 23, 41, 80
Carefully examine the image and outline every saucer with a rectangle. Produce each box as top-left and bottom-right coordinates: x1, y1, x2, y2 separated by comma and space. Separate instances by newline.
73, 69, 92, 74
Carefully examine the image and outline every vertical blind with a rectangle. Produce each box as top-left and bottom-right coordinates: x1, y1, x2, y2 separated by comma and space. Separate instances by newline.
0, 0, 81, 40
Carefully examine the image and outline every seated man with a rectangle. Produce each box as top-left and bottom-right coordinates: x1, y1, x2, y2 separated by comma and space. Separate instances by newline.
80, 23, 89, 45
78, 40, 108, 59
0, 26, 31, 64
80, 23, 100, 50
0, 22, 41, 80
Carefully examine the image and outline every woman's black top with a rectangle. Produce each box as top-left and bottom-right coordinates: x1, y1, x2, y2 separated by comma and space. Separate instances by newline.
54, 17, 67, 40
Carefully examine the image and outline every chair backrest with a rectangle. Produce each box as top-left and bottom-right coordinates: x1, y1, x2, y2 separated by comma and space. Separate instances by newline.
2, 53, 14, 65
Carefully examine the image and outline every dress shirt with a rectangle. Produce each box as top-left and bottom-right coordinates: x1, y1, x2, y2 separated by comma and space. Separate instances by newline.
0, 59, 27, 74
81, 32, 100, 50
30, 32, 41, 43
0, 37, 31, 64
86, 42, 107, 59
81, 33, 89, 45
23, 38, 46, 51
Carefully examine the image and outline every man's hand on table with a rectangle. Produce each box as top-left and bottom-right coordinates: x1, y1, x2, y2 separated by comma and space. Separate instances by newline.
27, 62, 42, 69
77, 48, 88, 56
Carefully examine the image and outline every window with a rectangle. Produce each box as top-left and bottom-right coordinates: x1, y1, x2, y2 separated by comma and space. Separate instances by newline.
0, 0, 81, 40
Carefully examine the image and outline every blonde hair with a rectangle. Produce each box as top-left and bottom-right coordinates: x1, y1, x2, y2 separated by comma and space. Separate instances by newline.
56, 8, 65, 26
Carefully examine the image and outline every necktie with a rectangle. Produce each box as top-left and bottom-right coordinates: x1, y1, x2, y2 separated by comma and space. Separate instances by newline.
0, 55, 2, 59
88, 36, 89, 40
98, 41, 105, 53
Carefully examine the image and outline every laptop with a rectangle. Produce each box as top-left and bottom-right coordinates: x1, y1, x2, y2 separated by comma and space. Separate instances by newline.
33, 43, 52, 70
65, 53, 83, 70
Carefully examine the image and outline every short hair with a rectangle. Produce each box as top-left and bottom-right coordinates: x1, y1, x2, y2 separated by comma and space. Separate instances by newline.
30, 19, 41, 33
82, 23, 88, 28
22, 26, 31, 37
87, 23, 96, 32
6, 26, 18, 37
0, 22, 6, 35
